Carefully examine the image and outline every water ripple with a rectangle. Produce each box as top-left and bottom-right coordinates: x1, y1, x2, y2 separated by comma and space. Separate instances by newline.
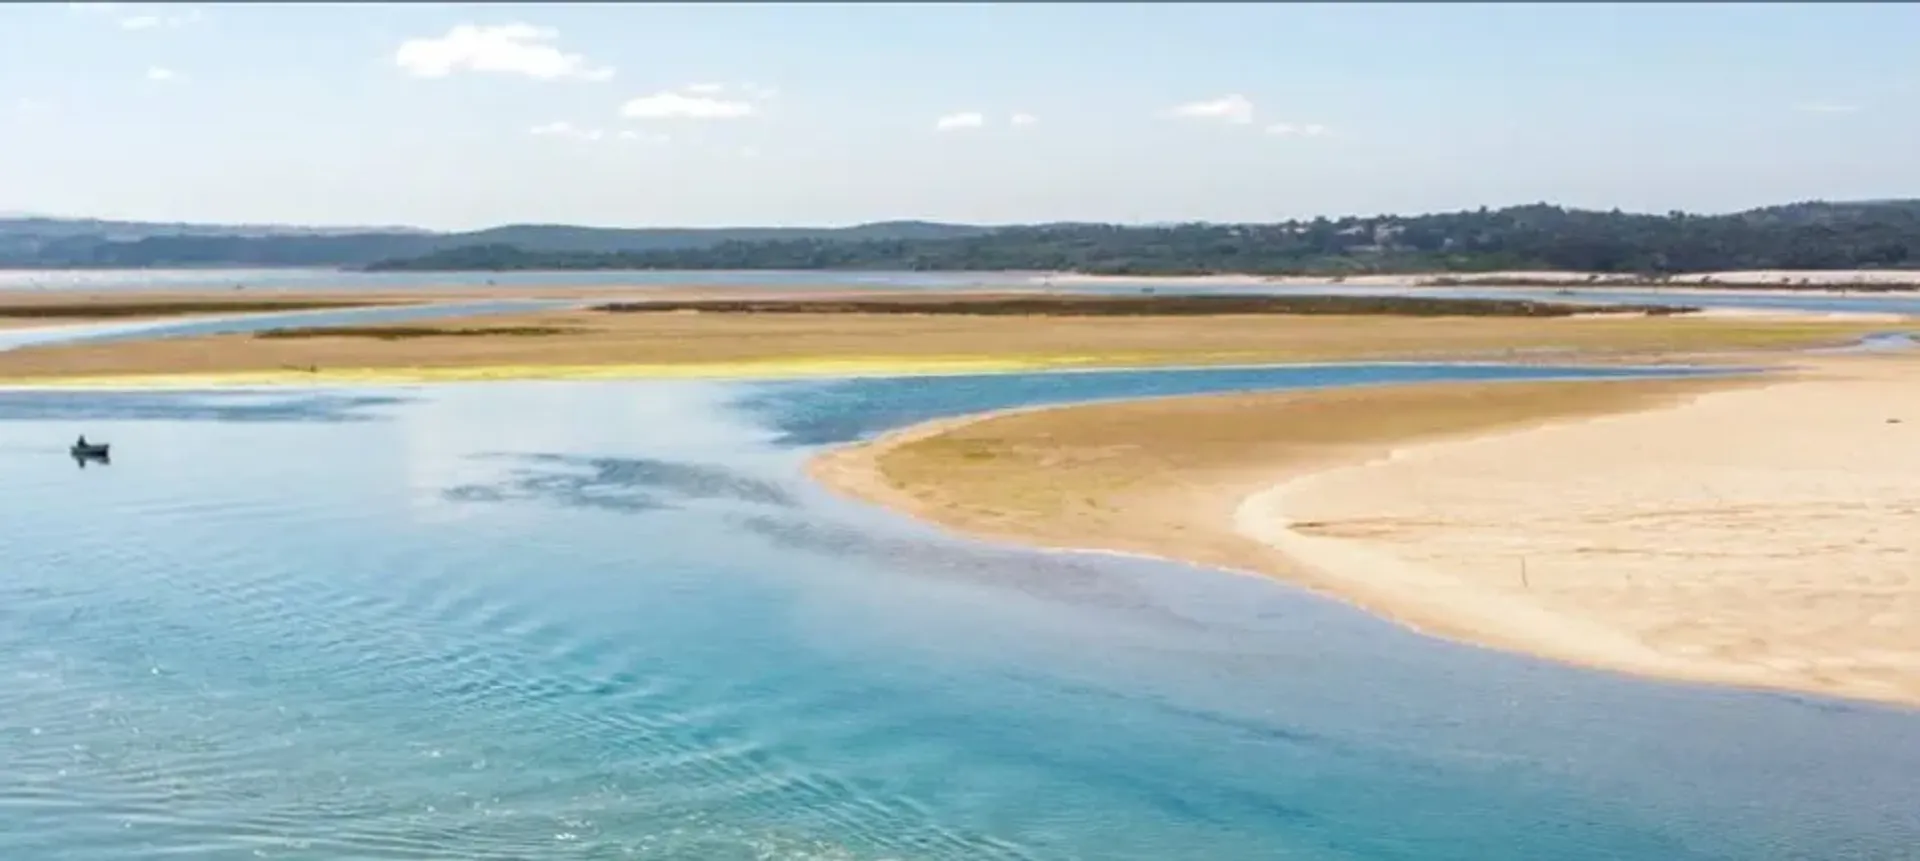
0, 390, 410, 423
1, 370, 1915, 860
443, 453, 798, 513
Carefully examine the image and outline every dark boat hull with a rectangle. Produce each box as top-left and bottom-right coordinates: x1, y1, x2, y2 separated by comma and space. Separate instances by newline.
71, 445, 110, 459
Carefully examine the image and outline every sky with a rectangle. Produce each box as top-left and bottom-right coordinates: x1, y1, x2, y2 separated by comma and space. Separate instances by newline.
2, 2, 1918, 230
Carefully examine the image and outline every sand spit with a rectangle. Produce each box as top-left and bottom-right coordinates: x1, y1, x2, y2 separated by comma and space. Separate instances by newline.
811, 355, 1920, 708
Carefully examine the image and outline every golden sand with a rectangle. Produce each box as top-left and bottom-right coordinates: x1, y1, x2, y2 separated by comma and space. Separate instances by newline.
0, 300, 1893, 384
810, 354, 1920, 708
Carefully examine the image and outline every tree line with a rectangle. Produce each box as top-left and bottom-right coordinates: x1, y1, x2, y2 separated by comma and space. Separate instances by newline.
8, 200, 1918, 275
364, 201, 1920, 275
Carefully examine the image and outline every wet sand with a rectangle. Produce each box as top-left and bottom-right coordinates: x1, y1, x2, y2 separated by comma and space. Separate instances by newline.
811, 354, 1920, 709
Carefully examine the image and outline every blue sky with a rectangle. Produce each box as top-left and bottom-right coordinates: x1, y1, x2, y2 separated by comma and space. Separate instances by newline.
2, 2, 1917, 230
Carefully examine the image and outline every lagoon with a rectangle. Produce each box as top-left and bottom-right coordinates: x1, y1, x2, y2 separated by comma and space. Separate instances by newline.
1, 364, 1914, 860
0, 268, 1021, 294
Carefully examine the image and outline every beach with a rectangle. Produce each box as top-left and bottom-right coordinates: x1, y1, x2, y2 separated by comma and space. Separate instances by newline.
812, 353, 1920, 708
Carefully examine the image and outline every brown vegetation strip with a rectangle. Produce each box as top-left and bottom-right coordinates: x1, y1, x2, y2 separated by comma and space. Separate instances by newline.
595, 294, 1696, 318
256, 325, 578, 341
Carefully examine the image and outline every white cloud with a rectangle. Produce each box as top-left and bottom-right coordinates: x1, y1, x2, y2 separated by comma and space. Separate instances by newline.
69, 4, 202, 28
1169, 94, 1255, 124
394, 23, 614, 82
1793, 102, 1861, 114
144, 65, 180, 83
118, 8, 200, 30
934, 111, 986, 131
1264, 122, 1329, 137
1009, 112, 1038, 127
529, 120, 604, 141
736, 145, 761, 160
532, 123, 673, 144
621, 88, 757, 120
676, 81, 776, 100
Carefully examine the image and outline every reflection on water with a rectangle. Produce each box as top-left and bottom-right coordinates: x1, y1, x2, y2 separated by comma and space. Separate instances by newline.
729, 513, 1207, 633
445, 453, 797, 513
0, 300, 575, 353
0, 366, 1914, 861
0, 389, 410, 422
1815, 331, 1920, 353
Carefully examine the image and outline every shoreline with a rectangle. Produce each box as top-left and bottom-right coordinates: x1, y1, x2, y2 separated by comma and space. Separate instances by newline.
7, 270, 1920, 298
1039, 270, 1920, 294
806, 356, 1920, 709
0, 353, 1764, 392
1226, 403, 1778, 696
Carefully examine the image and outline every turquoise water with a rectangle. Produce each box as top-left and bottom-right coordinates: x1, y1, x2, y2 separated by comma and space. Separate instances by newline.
1, 364, 1915, 860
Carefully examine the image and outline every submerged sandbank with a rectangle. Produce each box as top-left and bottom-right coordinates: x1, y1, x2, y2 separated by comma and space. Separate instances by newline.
809, 354, 1920, 708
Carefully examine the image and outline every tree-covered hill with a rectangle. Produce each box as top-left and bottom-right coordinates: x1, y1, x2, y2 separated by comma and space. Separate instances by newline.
7, 200, 1920, 275
365, 200, 1920, 276
0, 218, 987, 268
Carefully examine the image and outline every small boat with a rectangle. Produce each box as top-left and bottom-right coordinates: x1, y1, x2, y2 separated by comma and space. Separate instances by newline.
71, 441, 110, 459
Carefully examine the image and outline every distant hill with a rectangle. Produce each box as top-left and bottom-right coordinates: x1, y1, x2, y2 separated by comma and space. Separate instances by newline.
5, 201, 1920, 275
449, 220, 989, 254
364, 200, 1920, 277
0, 218, 989, 269
0, 216, 432, 241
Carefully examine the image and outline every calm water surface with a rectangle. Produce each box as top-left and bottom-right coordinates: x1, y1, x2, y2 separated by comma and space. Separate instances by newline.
0, 300, 575, 354
0, 269, 1022, 293
11, 267, 1920, 317
1, 364, 1915, 860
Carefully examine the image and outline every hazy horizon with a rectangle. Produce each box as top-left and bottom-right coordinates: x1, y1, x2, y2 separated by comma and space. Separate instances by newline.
4, 3, 1916, 230
4, 196, 1915, 236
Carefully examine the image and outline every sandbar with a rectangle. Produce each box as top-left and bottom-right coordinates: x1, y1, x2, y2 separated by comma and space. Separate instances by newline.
811, 354, 1920, 708
0, 294, 1893, 385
